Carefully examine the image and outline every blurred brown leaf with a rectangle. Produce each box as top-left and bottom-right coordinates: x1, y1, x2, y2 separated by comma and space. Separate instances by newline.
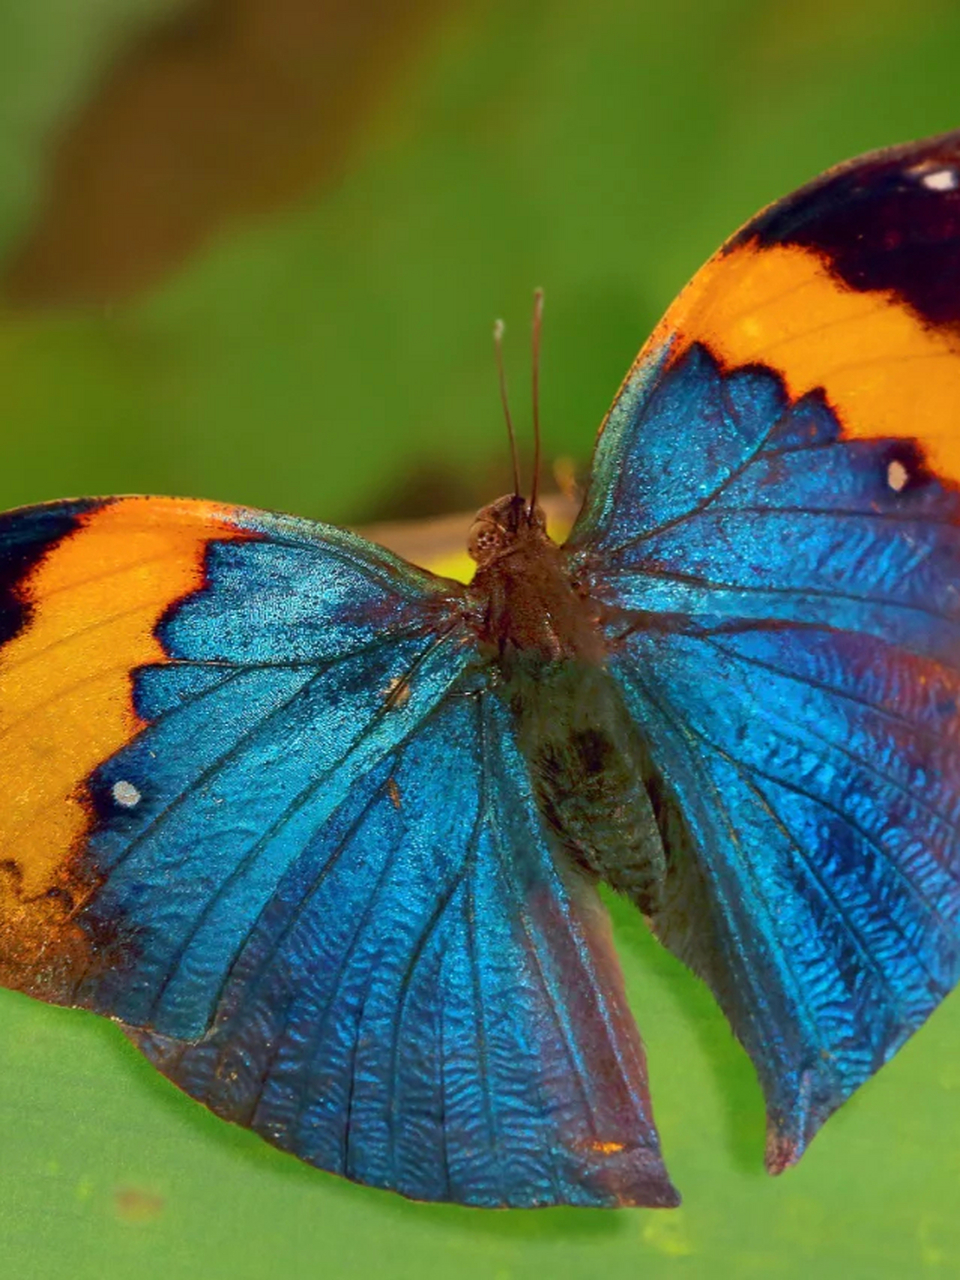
2, 0, 447, 307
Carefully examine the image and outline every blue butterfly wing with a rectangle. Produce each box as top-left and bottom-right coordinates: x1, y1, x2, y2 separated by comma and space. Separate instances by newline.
567, 310, 960, 1164
127, 688, 676, 1207
73, 522, 473, 1039
613, 622, 960, 1170
0, 498, 674, 1207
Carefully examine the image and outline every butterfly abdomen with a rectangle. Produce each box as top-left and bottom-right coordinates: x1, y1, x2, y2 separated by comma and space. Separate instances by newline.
506, 657, 669, 914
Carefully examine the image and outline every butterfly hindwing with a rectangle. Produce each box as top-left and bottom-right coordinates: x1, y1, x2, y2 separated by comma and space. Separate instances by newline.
126, 689, 676, 1207
615, 622, 960, 1170
566, 132, 960, 1170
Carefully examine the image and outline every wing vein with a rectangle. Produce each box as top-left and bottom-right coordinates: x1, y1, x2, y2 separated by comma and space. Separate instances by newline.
464, 694, 502, 1199
610, 564, 960, 628
723, 759, 923, 1006
700, 636, 960, 841
617, 664, 829, 1065
140, 633, 469, 1023
384, 699, 486, 1186
701, 634, 960, 756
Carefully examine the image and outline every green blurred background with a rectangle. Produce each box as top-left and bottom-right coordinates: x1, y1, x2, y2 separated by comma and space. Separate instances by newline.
2, 1, 960, 1276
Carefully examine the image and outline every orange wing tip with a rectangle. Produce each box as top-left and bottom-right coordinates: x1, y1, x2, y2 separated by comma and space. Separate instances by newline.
0, 495, 252, 998
640, 237, 960, 484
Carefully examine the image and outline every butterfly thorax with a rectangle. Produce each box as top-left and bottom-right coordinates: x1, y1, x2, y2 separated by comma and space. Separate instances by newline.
467, 493, 604, 663
467, 493, 668, 912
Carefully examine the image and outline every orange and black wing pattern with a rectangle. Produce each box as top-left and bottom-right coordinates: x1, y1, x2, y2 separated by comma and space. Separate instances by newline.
643, 130, 960, 477
0, 496, 249, 1002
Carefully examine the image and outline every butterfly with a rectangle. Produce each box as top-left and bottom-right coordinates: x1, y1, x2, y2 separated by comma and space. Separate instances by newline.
3, 130, 960, 1211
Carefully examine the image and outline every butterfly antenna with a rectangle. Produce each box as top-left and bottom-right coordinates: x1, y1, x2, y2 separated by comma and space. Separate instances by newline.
529, 287, 544, 516
493, 318, 523, 497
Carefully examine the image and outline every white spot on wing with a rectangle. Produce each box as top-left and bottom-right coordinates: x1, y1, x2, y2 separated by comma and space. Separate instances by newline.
920, 168, 958, 191
112, 780, 142, 808
887, 459, 909, 492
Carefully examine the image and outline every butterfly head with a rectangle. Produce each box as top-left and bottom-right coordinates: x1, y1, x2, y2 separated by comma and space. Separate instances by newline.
467, 493, 548, 567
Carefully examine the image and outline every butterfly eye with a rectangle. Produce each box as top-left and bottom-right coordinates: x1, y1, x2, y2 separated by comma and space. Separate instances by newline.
467, 519, 505, 563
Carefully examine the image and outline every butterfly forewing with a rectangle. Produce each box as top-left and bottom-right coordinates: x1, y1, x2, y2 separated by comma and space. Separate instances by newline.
0, 494, 674, 1207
